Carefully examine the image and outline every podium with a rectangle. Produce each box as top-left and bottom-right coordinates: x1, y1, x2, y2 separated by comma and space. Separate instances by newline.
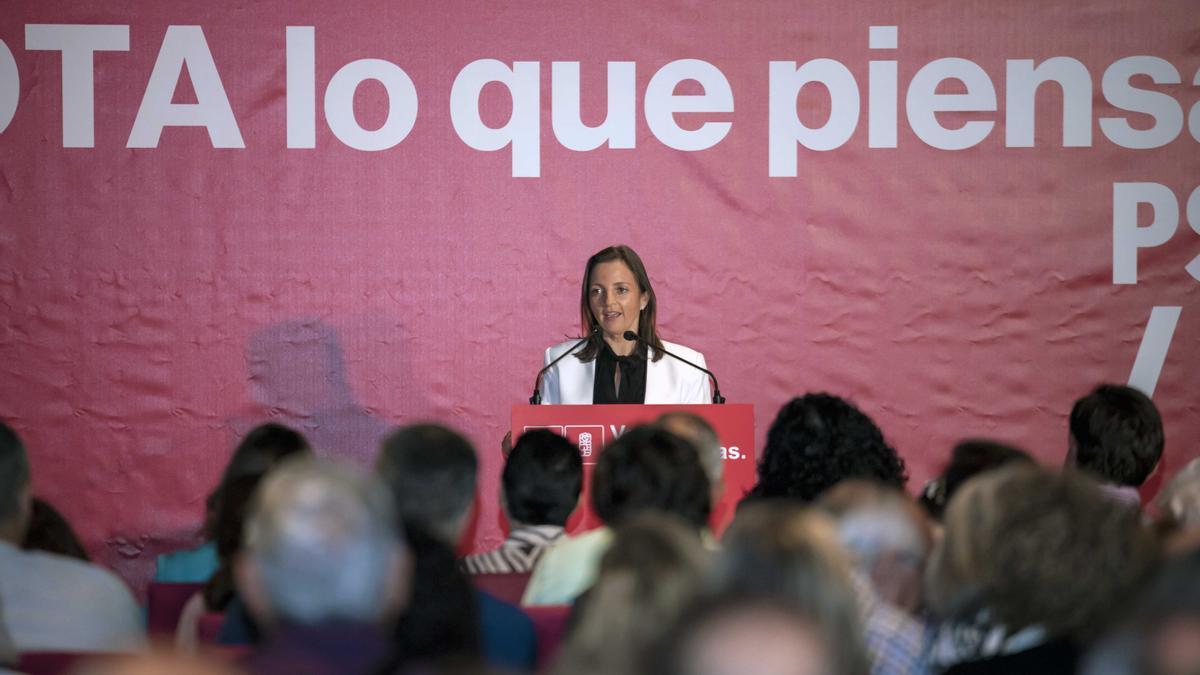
511, 404, 756, 535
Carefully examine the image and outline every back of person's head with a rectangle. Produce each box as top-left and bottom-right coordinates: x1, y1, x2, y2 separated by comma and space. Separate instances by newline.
0, 421, 32, 540
1083, 549, 1200, 675
220, 423, 312, 485
712, 503, 860, 619
23, 498, 89, 561
919, 438, 1034, 520
927, 464, 1158, 643
656, 412, 724, 490
553, 513, 709, 675
503, 430, 583, 528
236, 458, 407, 628
655, 592, 868, 675
746, 393, 907, 504
207, 423, 311, 538
376, 423, 478, 544
817, 480, 932, 614
705, 502, 869, 675
1069, 384, 1164, 487
592, 425, 710, 529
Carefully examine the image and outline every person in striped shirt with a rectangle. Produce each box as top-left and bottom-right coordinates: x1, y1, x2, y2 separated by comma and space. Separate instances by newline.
461, 430, 583, 575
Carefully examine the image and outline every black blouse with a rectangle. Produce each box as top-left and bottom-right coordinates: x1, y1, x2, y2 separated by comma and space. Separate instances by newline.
592, 341, 647, 404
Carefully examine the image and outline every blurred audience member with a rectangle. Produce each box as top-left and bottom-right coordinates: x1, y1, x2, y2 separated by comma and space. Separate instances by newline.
656, 412, 725, 502
714, 502, 920, 675
708, 504, 871, 675
1066, 384, 1163, 506
0, 421, 144, 652
1154, 458, 1200, 555
377, 423, 534, 671
926, 464, 1158, 674
1084, 549, 1200, 675
655, 592, 864, 675
523, 424, 711, 606
234, 458, 408, 675
744, 393, 907, 505
461, 429, 582, 575
156, 423, 312, 583
919, 439, 1034, 521
818, 480, 933, 615
552, 513, 709, 675
23, 498, 89, 561
72, 649, 244, 675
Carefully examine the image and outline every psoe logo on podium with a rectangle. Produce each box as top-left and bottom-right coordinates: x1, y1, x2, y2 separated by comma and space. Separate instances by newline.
565, 425, 605, 463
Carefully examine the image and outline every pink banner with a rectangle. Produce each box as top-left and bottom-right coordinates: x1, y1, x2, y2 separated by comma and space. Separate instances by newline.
1, 0, 1197, 594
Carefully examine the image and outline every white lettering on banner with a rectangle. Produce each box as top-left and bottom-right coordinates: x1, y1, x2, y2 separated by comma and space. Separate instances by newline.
1192, 65, 1200, 142
25, 24, 129, 148
551, 62, 637, 151
450, 60, 540, 177
1188, 187, 1200, 282
643, 59, 734, 151
127, 26, 244, 148
1100, 57, 1184, 150
0, 40, 16, 135
720, 446, 744, 460
768, 59, 860, 176
1112, 183, 1180, 285
324, 59, 418, 151
1128, 306, 1182, 398
906, 58, 997, 150
868, 26, 898, 149
285, 26, 315, 149
608, 424, 626, 438
1006, 58, 1093, 147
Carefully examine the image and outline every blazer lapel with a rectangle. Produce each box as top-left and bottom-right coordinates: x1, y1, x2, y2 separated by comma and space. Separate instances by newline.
644, 348, 669, 404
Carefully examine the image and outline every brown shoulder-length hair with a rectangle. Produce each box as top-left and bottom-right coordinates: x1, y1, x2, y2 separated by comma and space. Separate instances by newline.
576, 245, 665, 362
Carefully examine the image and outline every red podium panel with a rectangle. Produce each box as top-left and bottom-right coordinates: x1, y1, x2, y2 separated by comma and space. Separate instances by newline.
511, 404, 755, 535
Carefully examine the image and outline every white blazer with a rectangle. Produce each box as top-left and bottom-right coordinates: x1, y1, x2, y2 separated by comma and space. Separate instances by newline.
539, 339, 712, 405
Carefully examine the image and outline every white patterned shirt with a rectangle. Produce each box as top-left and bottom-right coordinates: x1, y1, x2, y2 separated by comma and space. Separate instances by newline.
460, 524, 565, 575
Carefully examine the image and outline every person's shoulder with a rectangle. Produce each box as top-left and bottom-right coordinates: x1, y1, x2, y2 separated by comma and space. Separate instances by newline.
546, 338, 588, 363
13, 548, 138, 611
659, 340, 704, 362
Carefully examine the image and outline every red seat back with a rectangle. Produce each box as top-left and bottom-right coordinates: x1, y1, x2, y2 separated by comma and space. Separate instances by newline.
197, 611, 226, 644
17, 652, 118, 675
470, 572, 532, 606
525, 604, 572, 670
146, 581, 205, 635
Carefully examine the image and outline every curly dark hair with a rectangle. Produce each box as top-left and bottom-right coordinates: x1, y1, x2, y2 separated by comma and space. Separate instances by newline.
745, 393, 907, 504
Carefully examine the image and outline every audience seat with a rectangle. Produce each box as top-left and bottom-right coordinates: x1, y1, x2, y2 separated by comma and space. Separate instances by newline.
17, 652, 118, 675
525, 604, 572, 670
146, 581, 205, 635
470, 572, 532, 605
197, 611, 226, 644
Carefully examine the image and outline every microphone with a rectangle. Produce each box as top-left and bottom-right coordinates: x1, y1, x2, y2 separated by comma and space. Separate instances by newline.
529, 327, 598, 404
623, 331, 726, 404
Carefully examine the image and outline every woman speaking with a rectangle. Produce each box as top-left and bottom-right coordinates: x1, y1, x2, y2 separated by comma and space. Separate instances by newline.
538, 245, 712, 405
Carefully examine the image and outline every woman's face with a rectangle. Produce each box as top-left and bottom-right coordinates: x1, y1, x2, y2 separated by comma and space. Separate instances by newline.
588, 260, 648, 340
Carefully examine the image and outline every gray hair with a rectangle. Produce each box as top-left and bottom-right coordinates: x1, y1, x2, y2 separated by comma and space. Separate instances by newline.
243, 458, 403, 625
1157, 458, 1200, 527
657, 412, 724, 485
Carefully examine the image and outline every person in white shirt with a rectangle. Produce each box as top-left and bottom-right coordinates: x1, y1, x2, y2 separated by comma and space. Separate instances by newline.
0, 421, 144, 654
